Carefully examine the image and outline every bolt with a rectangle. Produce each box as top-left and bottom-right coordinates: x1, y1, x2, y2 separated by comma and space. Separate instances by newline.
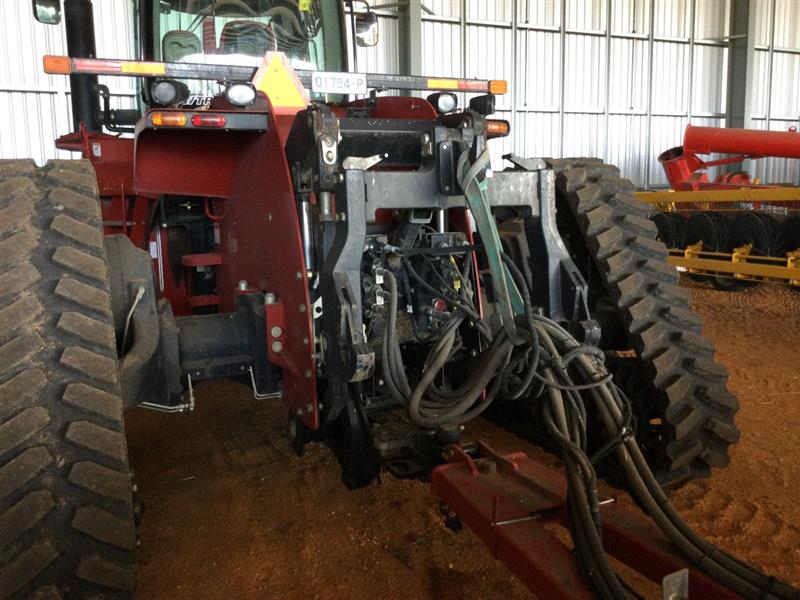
442, 143, 448, 150
299, 304, 306, 313
302, 336, 309, 345
306, 403, 313, 413
264, 292, 277, 304
297, 407, 304, 416
267, 212, 273, 222
444, 185, 450, 192
271, 326, 283, 337
296, 271, 303, 279
325, 150, 334, 161
238, 280, 249, 290
337, 173, 344, 182
272, 341, 284, 353
304, 369, 313, 378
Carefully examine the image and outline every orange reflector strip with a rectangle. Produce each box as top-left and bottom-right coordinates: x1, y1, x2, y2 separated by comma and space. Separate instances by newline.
191, 114, 227, 128
43, 55, 71, 74
121, 61, 166, 75
486, 119, 511, 138
489, 80, 508, 95
427, 78, 459, 90
151, 112, 187, 127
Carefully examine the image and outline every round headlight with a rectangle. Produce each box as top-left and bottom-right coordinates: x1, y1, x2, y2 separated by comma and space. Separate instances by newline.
150, 79, 189, 106
427, 92, 458, 115
226, 83, 257, 107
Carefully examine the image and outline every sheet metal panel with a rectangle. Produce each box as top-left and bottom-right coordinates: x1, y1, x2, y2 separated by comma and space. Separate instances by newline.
563, 34, 606, 112
0, 0, 136, 165
651, 41, 689, 115
653, 0, 691, 39
427, 0, 462, 20
769, 52, 799, 120
565, 0, 607, 31
692, 45, 727, 114
607, 114, 648, 184
562, 113, 605, 158
609, 38, 647, 113
514, 112, 560, 158
467, 0, 512, 23
518, 0, 560, 27
694, 0, 729, 40
610, 0, 650, 35
773, 0, 800, 50
749, 0, 799, 183
516, 30, 560, 110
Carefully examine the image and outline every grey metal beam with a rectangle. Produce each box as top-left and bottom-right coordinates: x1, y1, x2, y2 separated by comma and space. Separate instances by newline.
398, 0, 423, 76
726, 0, 757, 130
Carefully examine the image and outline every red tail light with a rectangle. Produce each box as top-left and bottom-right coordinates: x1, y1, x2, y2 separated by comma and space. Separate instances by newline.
191, 114, 227, 128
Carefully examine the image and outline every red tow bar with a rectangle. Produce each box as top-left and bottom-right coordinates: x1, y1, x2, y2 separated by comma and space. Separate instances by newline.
431, 442, 742, 599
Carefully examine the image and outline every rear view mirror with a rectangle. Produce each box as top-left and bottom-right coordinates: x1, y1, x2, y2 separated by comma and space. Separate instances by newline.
32, 0, 61, 24
355, 11, 379, 47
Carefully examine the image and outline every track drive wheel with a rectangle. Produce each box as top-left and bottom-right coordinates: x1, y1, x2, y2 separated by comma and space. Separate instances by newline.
548, 159, 740, 486
0, 160, 135, 597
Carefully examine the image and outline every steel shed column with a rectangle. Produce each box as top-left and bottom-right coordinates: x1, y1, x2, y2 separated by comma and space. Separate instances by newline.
726, 0, 757, 130
398, 0, 423, 76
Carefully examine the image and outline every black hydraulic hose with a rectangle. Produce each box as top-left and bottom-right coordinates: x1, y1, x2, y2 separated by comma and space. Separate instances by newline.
544, 369, 634, 599
502, 310, 795, 599
548, 326, 799, 600
498, 253, 541, 399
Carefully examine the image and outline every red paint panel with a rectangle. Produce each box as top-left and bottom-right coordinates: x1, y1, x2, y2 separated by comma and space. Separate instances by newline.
134, 128, 248, 197
215, 105, 318, 428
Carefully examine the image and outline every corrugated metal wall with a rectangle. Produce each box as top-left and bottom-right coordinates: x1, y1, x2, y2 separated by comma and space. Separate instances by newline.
750, 0, 800, 184
1, 0, 798, 188
0, 0, 136, 165
417, 0, 738, 187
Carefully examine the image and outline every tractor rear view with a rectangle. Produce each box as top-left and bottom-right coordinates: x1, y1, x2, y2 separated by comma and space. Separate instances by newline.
3, 1, 798, 598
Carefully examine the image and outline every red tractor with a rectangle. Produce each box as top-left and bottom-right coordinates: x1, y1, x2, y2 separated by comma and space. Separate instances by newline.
5, 0, 790, 597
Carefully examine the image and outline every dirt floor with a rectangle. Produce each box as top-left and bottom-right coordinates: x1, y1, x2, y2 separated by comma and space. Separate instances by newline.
126, 280, 800, 599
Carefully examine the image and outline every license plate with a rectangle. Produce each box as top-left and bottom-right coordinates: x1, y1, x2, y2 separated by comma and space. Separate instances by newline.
311, 71, 367, 96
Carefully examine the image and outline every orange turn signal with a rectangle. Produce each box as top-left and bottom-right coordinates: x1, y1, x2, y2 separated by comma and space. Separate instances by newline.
488, 79, 508, 95
43, 55, 71, 75
486, 119, 510, 138
151, 112, 187, 127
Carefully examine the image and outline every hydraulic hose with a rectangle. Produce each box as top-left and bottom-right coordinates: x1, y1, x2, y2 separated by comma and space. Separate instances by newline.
372, 171, 798, 598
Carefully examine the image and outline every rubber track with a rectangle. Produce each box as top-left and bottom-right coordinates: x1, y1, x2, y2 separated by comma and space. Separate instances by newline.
0, 159, 134, 598
548, 158, 740, 486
